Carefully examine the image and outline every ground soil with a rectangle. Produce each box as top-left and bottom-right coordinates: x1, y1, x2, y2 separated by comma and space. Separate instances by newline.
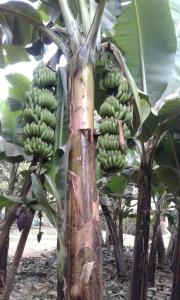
1, 226, 173, 300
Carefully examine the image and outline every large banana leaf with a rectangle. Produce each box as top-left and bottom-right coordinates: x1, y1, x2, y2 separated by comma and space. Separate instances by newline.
0, 73, 30, 144
0, 1, 41, 66
159, 0, 180, 99
110, 0, 177, 104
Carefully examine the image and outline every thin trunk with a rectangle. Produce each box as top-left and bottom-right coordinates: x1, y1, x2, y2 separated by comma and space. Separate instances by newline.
66, 64, 102, 300
2, 210, 34, 300
57, 237, 66, 299
157, 228, 166, 266
101, 204, 125, 277
0, 235, 9, 293
148, 213, 160, 287
0, 204, 20, 251
167, 231, 176, 263
119, 212, 124, 248
129, 161, 151, 300
170, 209, 180, 300
0, 159, 33, 251
0, 164, 18, 292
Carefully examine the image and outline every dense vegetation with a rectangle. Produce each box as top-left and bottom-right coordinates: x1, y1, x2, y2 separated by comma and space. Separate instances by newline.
0, 1, 180, 299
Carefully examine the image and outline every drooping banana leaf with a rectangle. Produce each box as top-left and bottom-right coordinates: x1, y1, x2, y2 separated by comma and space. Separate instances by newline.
110, 0, 177, 104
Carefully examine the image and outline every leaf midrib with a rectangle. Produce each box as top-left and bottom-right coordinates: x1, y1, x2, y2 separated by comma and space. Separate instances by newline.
133, 0, 147, 93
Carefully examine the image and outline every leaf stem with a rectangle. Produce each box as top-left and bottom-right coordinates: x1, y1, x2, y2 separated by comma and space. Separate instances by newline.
133, 0, 147, 93
169, 132, 180, 170
78, 0, 107, 62
57, 0, 81, 47
79, 0, 90, 36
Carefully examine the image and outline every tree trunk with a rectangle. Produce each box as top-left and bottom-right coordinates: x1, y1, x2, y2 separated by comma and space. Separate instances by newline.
101, 204, 126, 277
0, 235, 9, 293
119, 212, 124, 249
0, 204, 20, 252
129, 161, 151, 300
2, 210, 34, 300
170, 209, 180, 300
0, 164, 18, 292
66, 64, 102, 300
148, 213, 160, 287
157, 228, 166, 266
167, 231, 176, 263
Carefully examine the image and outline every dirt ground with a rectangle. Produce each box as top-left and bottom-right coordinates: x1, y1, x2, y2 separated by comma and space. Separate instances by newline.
3, 226, 173, 300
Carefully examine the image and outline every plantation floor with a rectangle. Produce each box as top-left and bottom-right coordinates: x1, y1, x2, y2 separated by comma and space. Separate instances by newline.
2, 226, 173, 299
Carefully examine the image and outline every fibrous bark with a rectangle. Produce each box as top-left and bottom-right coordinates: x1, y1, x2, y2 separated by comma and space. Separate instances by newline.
2, 210, 34, 300
101, 204, 125, 277
129, 161, 151, 300
66, 64, 102, 300
0, 164, 18, 292
148, 213, 160, 287
157, 228, 166, 266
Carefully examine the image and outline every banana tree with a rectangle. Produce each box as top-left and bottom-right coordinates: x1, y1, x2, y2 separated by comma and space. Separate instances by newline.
0, 1, 180, 300
0, 1, 125, 299
109, 1, 180, 299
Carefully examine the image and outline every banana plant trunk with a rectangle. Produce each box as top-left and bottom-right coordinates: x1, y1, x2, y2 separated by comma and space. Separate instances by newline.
157, 228, 166, 266
66, 62, 102, 300
0, 164, 18, 292
0, 235, 9, 293
148, 211, 160, 287
170, 209, 180, 300
101, 203, 125, 277
129, 160, 152, 300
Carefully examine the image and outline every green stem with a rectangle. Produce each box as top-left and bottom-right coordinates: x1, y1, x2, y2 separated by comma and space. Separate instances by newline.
169, 132, 180, 170
79, 0, 90, 36
57, 0, 81, 48
133, 0, 147, 93
79, 0, 106, 62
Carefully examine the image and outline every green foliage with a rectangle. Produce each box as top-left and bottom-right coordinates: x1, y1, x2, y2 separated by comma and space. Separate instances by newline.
153, 166, 180, 196
110, 0, 177, 103
161, 0, 180, 97
0, 1, 42, 66
0, 141, 28, 163
0, 73, 30, 145
107, 175, 127, 194
31, 173, 57, 227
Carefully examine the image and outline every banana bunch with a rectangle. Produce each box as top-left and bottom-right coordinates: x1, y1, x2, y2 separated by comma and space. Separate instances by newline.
114, 104, 133, 126
99, 117, 119, 134
100, 68, 121, 90
25, 87, 57, 111
23, 106, 56, 128
97, 66, 134, 171
116, 78, 133, 104
97, 149, 125, 170
23, 63, 57, 160
23, 122, 54, 142
98, 134, 119, 151
32, 62, 57, 87
24, 137, 53, 158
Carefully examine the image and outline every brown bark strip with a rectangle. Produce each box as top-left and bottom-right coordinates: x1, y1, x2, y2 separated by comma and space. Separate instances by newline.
118, 120, 125, 150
